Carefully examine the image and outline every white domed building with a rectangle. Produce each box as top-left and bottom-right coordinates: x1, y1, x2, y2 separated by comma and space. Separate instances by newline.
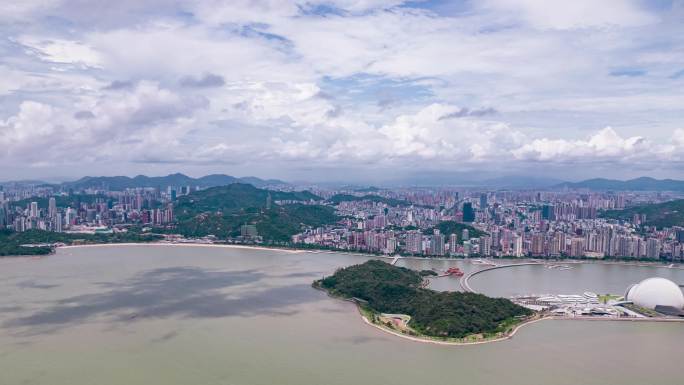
624, 277, 684, 310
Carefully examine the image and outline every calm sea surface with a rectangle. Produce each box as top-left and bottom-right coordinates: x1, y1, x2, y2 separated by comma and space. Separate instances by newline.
1, 245, 683, 385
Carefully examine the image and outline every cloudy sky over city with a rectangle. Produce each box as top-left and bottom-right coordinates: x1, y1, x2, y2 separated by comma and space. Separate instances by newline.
1, 0, 684, 183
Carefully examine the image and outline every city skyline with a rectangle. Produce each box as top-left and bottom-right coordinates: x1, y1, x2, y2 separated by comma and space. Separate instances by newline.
2, 1, 684, 182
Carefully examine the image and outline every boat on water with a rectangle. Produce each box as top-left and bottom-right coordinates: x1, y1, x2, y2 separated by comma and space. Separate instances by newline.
445, 267, 464, 277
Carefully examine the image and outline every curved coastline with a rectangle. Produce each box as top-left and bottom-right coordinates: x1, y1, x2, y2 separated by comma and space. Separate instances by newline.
361, 313, 684, 346
6, 240, 684, 272
13, 242, 684, 346
359, 311, 550, 346
57, 242, 304, 254
54, 242, 684, 271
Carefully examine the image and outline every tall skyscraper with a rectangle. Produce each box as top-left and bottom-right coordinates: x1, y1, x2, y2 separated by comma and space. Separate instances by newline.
513, 235, 523, 257
53, 214, 63, 233
646, 238, 660, 259
14, 216, 26, 232
386, 237, 397, 254
462, 202, 474, 222
406, 231, 422, 254
675, 228, 684, 243
430, 229, 445, 256
479, 193, 487, 209
479, 236, 491, 256
531, 233, 544, 256
65, 207, 74, 227
570, 238, 585, 257
449, 233, 458, 255
30, 201, 39, 218
48, 197, 57, 218
463, 240, 472, 257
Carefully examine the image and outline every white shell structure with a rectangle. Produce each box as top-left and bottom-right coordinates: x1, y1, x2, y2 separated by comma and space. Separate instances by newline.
625, 277, 684, 310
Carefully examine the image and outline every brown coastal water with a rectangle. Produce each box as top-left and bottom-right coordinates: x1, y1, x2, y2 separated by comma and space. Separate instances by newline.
1, 245, 683, 385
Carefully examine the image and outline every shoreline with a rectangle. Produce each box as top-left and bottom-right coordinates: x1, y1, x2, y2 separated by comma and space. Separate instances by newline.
359, 310, 550, 346
56, 242, 304, 254
313, 281, 546, 347
360, 312, 684, 346
13, 241, 684, 346
39, 242, 684, 270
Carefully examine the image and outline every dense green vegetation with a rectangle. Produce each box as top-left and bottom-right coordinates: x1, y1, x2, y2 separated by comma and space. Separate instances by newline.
601, 199, 684, 228
423, 221, 486, 243
316, 260, 532, 339
173, 184, 338, 242
0, 229, 162, 256
0, 230, 52, 256
327, 194, 411, 207
175, 183, 320, 212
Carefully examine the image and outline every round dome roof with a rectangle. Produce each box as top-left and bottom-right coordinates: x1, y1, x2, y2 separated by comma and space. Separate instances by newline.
625, 277, 684, 310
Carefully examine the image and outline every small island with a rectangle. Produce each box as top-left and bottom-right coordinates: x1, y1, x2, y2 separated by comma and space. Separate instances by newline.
313, 260, 535, 344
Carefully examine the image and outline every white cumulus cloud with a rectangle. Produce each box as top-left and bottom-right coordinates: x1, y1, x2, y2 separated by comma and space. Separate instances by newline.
512, 127, 649, 161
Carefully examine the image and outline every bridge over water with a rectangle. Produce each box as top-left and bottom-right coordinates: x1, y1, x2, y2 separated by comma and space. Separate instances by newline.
460, 262, 561, 293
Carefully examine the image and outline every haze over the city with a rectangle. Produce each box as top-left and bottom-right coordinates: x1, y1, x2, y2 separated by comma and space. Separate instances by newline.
2, 0, 684, 183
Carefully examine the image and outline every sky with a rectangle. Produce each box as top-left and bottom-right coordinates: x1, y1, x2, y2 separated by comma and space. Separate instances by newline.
1, 0, 684, 184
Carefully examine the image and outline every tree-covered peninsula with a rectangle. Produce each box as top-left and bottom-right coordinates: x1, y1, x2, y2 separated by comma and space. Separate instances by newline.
314, 260, 532, 340
0, 229, 162, 257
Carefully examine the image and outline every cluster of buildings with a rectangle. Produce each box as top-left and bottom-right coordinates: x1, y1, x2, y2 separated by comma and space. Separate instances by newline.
0, 186, 181, 234
2, 180, 684, 261
293, 189, 684, 261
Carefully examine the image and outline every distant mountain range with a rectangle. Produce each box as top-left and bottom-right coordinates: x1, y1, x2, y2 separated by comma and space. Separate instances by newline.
478, 176, 565, 189
55, 173, 288, 191
3, 174, 684, 191
554, 177, 684, 191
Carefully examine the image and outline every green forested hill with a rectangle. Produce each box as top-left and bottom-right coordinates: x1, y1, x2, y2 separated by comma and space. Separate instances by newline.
601, 199, 684, 228
328, 194, 410, 206
175, 183, 320, 213
555, 177, 684, 191
423, 221, 485, 243
174, 184, 337, 242
317, 260, 531, 338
